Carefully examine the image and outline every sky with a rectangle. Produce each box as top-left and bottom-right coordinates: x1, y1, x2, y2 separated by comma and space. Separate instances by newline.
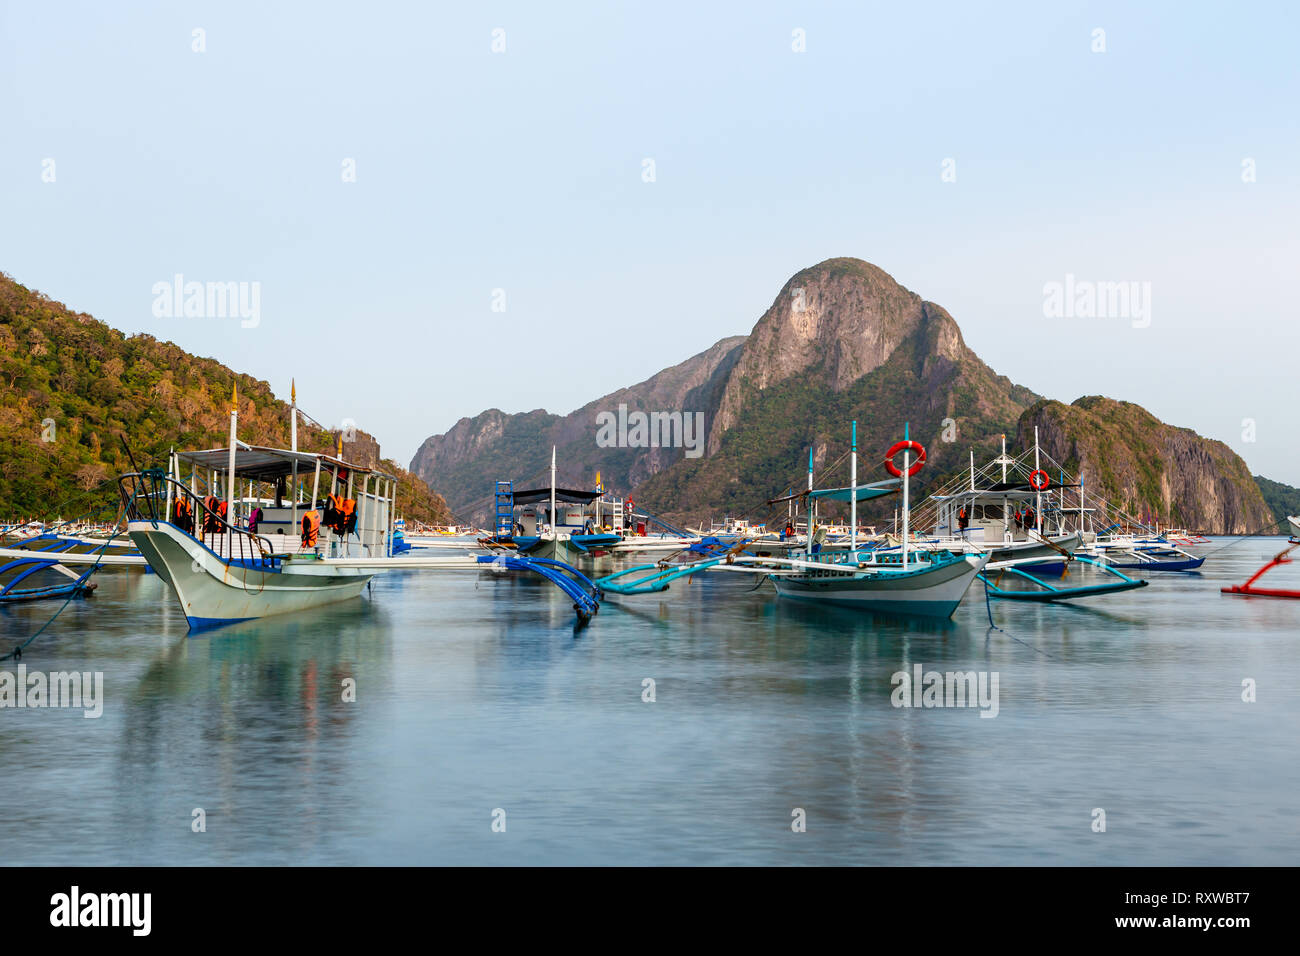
2, 1, 1297, 482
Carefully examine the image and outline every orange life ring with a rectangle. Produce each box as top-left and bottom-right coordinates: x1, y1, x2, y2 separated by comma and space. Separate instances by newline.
1029, 469, 1050, 491
883, 440, 926, 478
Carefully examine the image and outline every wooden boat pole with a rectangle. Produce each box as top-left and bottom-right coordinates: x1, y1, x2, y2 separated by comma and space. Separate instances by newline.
290, 379, 299, 539
902, 422, 910, 571
1000, 434, 1009, 542
165, 448, 174, 521
1034, 426, 1043, 536
388, 478, 396, 558
226, 384, 238, 559
310, 456, 322, 535
806, 446, 814, 558
346, 468, 355, 555
1080, 477, 1086, 539
850, 420, 858, 553
357, 473, 369, 553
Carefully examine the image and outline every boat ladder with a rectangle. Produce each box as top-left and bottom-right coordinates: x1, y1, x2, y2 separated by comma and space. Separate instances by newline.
493, 480, 514, 541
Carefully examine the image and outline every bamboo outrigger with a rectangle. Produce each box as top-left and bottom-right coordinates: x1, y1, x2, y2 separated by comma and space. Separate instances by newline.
1221, 542, 1300, 600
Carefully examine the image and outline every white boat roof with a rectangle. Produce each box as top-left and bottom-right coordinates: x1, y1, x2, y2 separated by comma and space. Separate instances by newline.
176, 445, 395, 482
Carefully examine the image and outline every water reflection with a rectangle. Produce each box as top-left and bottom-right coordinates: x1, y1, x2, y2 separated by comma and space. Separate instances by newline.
1, 539, 1297, 864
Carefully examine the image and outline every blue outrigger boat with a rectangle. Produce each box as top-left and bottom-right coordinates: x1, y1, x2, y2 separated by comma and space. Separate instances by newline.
0, 531, 147, 603
0, 552, 98, 603
489, 447, 621, 560
1088, 537, 1205, 572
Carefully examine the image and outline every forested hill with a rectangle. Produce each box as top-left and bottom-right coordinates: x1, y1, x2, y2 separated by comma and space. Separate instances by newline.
0, 272, 452, 524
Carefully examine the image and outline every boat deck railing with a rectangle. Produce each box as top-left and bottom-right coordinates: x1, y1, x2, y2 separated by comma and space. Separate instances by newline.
118, 471, 279, 570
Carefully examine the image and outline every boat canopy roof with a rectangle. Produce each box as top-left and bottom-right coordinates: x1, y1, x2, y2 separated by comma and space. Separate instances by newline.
512, 487, 603, 507
768, 478, 900, 505
932, 482, 1082, 501
176, 445, 395, 483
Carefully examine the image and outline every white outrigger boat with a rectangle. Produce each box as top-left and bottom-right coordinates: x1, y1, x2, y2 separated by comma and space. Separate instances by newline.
912, 433, 1084, 566
1289, 516, 1300, 541
117, 387, 607, 629
766, 426, 987, 615
600, 424, 988, 618
118, 420, 399, 628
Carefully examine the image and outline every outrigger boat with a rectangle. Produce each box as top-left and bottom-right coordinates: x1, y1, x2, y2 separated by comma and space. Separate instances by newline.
487, 448, 622, 560
1221, 542, 1300, 600
0, 526, 150, 603
600, 424, 989, 619
916, 433, 1084, 565
1089, 539, 1204, 572
119, 388, 605, 629
0, 546, 101, 603
119, 457, 391, 629
1289, 516, 1300, 542
913, 430, 1209, 580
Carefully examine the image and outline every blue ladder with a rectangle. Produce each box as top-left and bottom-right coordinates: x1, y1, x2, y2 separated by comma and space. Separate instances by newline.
494, 480, 514, 541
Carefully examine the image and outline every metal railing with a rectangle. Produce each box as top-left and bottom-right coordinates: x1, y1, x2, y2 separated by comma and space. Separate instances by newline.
117, 471, 278, 570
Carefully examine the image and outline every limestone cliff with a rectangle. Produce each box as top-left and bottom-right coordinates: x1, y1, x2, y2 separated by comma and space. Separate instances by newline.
411, 257, 1281, 530
1017, 397, 1273, 534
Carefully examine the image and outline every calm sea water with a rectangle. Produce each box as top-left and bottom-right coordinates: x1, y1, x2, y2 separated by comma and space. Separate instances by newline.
1, 537, 1297, 865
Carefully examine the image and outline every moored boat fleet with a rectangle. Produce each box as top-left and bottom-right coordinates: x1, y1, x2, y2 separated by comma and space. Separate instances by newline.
4, 386, 1299, 633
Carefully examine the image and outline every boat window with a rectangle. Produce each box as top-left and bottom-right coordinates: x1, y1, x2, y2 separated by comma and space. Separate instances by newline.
981, 505, 1003, 520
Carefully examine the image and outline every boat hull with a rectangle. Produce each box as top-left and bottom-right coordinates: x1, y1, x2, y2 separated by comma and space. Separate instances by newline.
1107, 555, 1205, 572
771, 554, 987, 618
985, 533, 1081, 562
128, 522, 374, 629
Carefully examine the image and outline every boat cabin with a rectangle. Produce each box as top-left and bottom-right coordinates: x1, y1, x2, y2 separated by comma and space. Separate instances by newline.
169, 445, 398, 557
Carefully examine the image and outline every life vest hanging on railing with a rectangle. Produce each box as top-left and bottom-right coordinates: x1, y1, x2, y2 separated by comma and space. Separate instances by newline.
201, 496, 226, 534
301, 509, 321, 549
174, 497, 194, 534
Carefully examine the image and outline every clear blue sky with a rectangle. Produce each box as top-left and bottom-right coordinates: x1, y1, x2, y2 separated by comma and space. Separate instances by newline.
3, 1, 1297, 482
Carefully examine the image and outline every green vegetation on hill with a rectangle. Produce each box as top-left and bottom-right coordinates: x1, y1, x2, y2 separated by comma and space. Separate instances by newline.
636, 329, 1030, 525
1254, 475, 1300, 526
0, 272, 452, 524
1016, 397, 1273, 533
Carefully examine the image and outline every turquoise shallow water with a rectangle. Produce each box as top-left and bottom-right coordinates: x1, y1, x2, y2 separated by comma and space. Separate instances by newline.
1, 537, 1297, 865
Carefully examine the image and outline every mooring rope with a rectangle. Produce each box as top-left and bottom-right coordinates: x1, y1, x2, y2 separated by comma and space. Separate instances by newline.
1197, 517, 1290, 557
2, 521, 128, 662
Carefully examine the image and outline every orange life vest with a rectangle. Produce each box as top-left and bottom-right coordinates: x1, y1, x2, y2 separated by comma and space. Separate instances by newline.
302, 510, 321, 548
202, 496, 222, 532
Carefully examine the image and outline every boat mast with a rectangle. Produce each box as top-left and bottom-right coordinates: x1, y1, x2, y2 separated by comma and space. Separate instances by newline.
1034, 426, 1042, 536
1001, 433, 1009, 542
807, 446, 814, 558
1080, 477, 1086, 538
850, 420, 858, 553
902, 422, 910, 571
165, 447, 175, 521
226, 383, 238, 558
290, 378, 299, 538
550, 446, 557, 537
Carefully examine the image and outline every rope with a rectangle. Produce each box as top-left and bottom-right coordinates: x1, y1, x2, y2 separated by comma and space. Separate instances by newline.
2, 522, 127, 662
1198, 517, 1289, 557
981, 576, 1063, 662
